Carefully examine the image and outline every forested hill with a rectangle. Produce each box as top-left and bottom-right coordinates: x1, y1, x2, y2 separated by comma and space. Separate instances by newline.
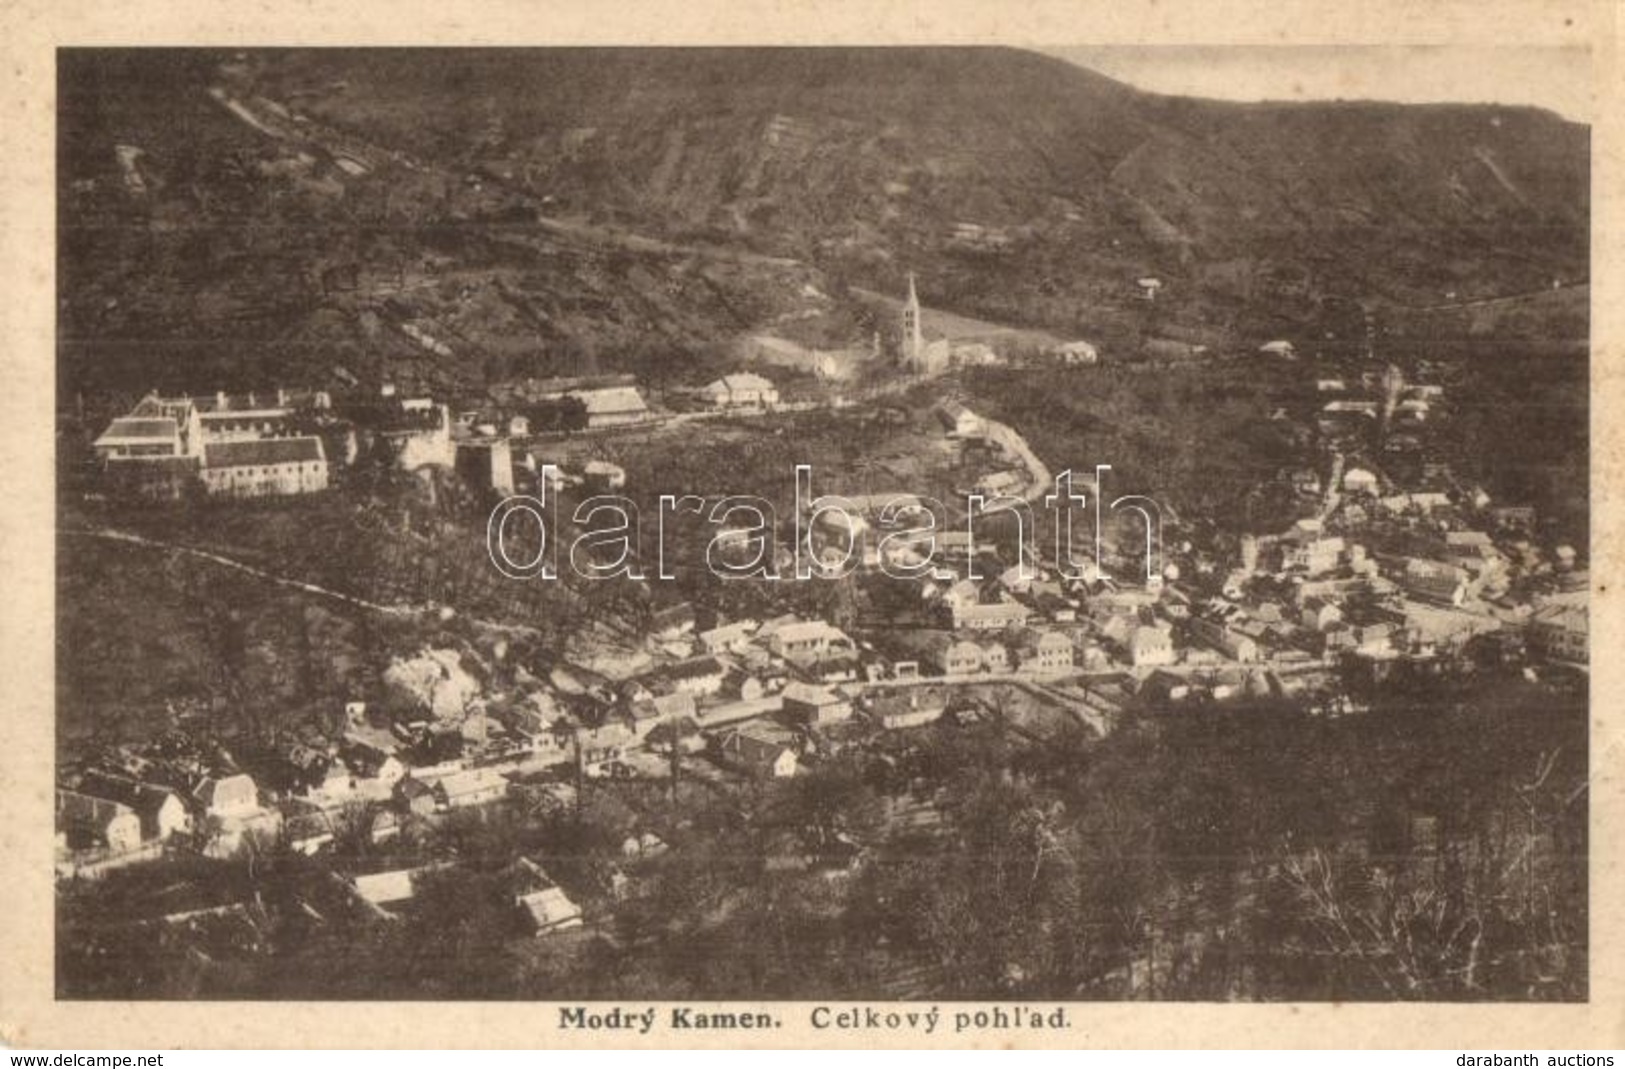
58, 48, 1588, 398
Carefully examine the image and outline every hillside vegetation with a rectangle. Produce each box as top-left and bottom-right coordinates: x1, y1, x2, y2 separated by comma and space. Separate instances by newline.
59, 48, 1588, 399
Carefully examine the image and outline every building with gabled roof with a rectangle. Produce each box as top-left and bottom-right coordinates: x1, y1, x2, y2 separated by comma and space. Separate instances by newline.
430, 767, 509, 810
1014, 629, 1073, 673
191, 772, 259, 819
869, 689, 946, 731
352, 867, 423, 908
936, 400, 984, 437
715, 724, 799, 778
781, 681, 852, 726
627, 691, 698, 737
57, 789, 142, 854
93, 416, 185, 459
201, 437, 329, 497
75, 772, 190, 841
568, 386, 649, 428
657, 655, 728, 697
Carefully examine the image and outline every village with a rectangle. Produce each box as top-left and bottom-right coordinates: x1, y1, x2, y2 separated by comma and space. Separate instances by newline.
55, 259, 1591, 982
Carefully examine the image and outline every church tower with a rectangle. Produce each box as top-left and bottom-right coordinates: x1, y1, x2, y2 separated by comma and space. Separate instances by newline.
901, 272, 924, 369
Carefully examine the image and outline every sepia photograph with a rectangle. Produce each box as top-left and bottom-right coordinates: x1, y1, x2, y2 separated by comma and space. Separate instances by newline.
43, 28, 1596, 1021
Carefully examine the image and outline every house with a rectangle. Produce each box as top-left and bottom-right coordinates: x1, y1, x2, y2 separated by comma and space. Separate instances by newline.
627, 691, 698, 738
431, 768, 509, 809
1445, 531, 1496, 558
340, 738, 406, 787
925, 635, 986, 677
93, 416, 185, 459
869, 690, 946, 731
936, 401, 984, 438
975, 471, 1024, 497
979, 640, 1011, 673
393, 776, 438, 817
698, 621, 759, 655
947, 596, 1030, 632
76, 772, 190, 841
1127, 626, 1175, 668
781, 681, 852, 726
1188, 616, 1261, 663
659, 656, 728, 698
617, 678, 655, 706
517, 885, 585, 935
1301, 597, 1344, 632
715, 725, 799, 778
1405, 571, 1467, 608
365, 808, 401, 844
1051, 340, 1099, 365
102, 454, 201, 501
1142, 669, 1194, 703
1285, 536, 1346, 577
1489, 505, 1537, 531
1343, 468, 1379, 495
192, 772, 259, 820
285, 808, 335, 855
649, 602, 696, 641
704, 372, 780, 409
997, 564, 1034, 595
645, 716, 706, 754
1258, 340, 1295, 357
1014, 629, 1073, 673
201, 437, 329, 498
56, 790, 142, 853
620, 832, 669, 860
568, 386, 650, 428
577, 722, 635, 773
352, 868, 422, 908
767, 620, 852, 658
723, 672, 764, 702
797, 650, 861, 684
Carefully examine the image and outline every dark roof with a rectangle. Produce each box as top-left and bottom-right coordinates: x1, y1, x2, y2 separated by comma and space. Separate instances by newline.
100, 418, 177, 440
204, 437, 325, 468
105, 455, 199, 470
663, 656, 725, 681
76, 771, 180, 816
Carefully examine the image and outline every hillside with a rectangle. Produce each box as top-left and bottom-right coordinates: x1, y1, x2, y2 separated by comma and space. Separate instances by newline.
58, 47, 1589, 400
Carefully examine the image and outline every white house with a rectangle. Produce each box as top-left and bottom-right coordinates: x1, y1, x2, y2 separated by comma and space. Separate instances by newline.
704, 372, 779, 409
716, 726, 799, 778
192, 772, 259, 820
1128, 626, 1176, 668
936, 401, 985, 438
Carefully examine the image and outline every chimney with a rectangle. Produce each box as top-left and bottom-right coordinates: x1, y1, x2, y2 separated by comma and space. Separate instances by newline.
216, 390, 229, 411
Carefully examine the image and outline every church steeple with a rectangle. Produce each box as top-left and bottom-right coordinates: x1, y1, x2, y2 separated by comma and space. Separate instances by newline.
902, 272, 923, 369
